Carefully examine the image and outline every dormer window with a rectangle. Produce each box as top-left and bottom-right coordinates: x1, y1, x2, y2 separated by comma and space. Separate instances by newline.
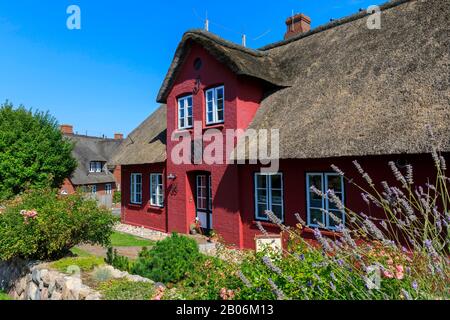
205, 86, 224, 125
89, 161, 103, 173
178, 95, 193, 130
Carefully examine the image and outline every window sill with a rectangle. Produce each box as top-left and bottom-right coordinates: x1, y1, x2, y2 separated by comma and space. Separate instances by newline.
205, 123, 225, 130
302, 227, 343, 238
252, 220, 280, 228
128, 203, 143, 208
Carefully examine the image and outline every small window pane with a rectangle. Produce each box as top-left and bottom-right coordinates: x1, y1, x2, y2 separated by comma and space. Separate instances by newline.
271, 175, 282, 189
272, 205, 283, 220
216, 87, 224, 100
257, 204, 268, 218
217, 109, 224, 122
256, 175, 267, 189
271, 190, 282, 205
310, 209, 324, 225
328, 210, 344, 227
327, 175, 342, 192
309, 175, 322, 190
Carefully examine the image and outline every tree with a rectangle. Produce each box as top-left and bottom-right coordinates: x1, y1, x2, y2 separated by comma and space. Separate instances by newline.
0, 101, 77, 200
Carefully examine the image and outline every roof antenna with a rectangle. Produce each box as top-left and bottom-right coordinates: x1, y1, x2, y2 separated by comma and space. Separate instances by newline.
204, 11, 209, 31
241, 34, 247, 47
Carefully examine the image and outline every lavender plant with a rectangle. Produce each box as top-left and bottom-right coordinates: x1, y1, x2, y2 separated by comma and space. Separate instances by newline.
237, 127, 449, 300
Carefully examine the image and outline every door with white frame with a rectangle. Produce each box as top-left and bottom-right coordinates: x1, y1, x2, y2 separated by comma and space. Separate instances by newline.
195, 174, 213, 231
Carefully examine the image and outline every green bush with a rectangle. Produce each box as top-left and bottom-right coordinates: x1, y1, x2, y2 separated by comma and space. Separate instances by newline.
0, 101, 77, 200
99, 279, 155, 300
112, 191, 121, 204
105, 247, 133, 272
131, 233, 202, 284
0, 189, 116, 261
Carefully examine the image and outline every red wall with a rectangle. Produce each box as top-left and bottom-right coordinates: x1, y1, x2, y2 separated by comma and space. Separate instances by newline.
121, 163, 167, 233
165, 43, 264, 248
238, 154, 447, 249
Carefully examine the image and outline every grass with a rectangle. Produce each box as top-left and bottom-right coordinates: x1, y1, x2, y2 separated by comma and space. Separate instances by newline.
70, 247, 94, 257
98, 279, 155, 300
51, 256, 105, 274
110, 231, 154, 247
0, 292, 11, 300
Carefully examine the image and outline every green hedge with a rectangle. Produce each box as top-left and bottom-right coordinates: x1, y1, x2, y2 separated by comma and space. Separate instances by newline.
0, 189, 116, 261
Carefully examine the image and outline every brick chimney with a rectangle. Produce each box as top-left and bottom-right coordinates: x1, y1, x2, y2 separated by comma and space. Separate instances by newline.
114, 133, 124, 140
284, 13, 311, 39
60, 124, 74, 135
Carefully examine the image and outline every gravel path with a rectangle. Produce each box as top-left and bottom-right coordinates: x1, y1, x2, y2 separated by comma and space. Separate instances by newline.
114, 223, 168, 241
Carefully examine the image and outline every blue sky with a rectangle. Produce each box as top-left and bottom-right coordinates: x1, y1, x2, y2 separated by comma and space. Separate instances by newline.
0, 0, 383, 137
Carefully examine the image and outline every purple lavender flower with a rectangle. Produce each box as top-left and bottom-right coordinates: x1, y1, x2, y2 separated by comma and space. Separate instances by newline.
268, 278, 286, 300
330, 282, 336, 291
412, 281, 418, 291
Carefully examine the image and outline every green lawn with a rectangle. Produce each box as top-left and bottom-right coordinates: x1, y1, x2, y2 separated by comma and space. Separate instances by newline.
110, 232, 154, 247
51, 256, 105, 273
0, 292, 11, 300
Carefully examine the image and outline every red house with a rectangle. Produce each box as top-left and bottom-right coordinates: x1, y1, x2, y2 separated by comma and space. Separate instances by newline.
112, 0, 449, 249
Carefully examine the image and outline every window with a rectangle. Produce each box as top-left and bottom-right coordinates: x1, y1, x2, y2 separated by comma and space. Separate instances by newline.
150, 174, 164, 207
89, 161, 103, 173
130, 173, 142, 204
105, 184, 112, 195
205, 86, 224, 125
254, 173, 284, 221
91, 185, 97, 195
306, 173, 345, 230
178, 95, 193, 129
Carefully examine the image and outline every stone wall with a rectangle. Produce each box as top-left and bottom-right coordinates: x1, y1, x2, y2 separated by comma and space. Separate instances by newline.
0, 259, 101, 300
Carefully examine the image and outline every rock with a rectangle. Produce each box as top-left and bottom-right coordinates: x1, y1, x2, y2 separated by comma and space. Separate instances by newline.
62, 277, 82, 300
40, 269, 50, 285
55, 276, 66, 291
85, 293, 102, 300
126, 274, 153, 283
50, 291, 62, 300
40, 288, 49, 300
79, 285, 92, 300
27, 282, 40, 300
31, 268, 41, 284
15, 277, 27, 296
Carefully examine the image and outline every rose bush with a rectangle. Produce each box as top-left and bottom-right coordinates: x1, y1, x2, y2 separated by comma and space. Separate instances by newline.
0, 188, 116, 261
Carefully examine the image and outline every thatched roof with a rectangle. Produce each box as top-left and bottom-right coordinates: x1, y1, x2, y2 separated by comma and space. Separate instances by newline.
111, 105, 166, 165
243, 0, 450, 159
66, 135, 121, 185
128, 0, 449, 165
156, 30, 289, 103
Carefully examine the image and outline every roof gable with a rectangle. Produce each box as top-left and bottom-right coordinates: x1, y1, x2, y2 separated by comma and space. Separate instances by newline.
156, 30, 289, 103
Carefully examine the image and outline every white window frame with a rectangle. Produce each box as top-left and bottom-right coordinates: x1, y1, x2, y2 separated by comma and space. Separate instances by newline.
205, 86, 225, 125
150, 173, 164, 207
254, 173, 284, 222
105, 183, 112, 195
177, 95, 193, 130
130, 173, 142, 205
91, 185, 97, 195
306, 172, 345, 230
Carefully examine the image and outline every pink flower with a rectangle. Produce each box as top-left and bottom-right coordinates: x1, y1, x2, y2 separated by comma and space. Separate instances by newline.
395, 265, 404, 280
383, 270, 394, 279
